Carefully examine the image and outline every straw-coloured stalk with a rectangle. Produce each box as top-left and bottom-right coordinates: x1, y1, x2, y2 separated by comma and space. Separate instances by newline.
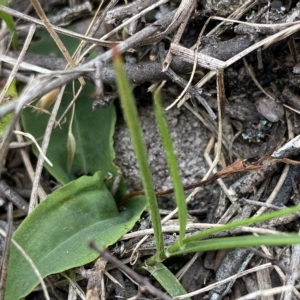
67, 104, 76, 173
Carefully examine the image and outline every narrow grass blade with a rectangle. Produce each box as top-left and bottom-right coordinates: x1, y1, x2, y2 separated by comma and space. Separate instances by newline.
153, 89, 187, 244
144, 262, 191, 300
113, 51, 165, 261
167, 234, 300, 256
168, 205, 300, 254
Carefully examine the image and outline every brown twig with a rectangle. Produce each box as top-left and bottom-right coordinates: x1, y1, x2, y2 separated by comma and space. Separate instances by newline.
88, 239, 174, 300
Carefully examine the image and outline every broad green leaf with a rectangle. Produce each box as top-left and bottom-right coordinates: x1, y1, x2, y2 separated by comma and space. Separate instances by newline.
28, 29, 79, 57
21, 30, 114, 185
21, 82, 119, 186
5, 171, 147, 300
145, 262, 191, 300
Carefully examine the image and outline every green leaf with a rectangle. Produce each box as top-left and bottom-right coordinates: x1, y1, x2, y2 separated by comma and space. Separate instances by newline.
21, 82, 119, 186
168, 234, 300, 256
5, 171, 147, 300
22, 29, 121, 191
145, 262, 191, 300
113, 52, 165, 261
28, 28, 79, 57
168, 205, 300, 254
0, 0, 18, 49
153, 89, 187, 244
0, 79, 17, 137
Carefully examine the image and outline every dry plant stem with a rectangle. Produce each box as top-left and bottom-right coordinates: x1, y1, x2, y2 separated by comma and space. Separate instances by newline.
259, 243, 300, 298
175, 252, 201, 281
236, 286, 293, 300
1, 55, 61, 74
283, 103, 300, 116
29, 87, 65, 211
162, 0, 194, 71
30, 0, 85, 85
175, 11, 213, 109
209, 249, 254, 300
0, 203, 12, 300
84, 257, 107, 300
204, 136, 235, 202
61, 273, 85, 300
72, 0, 116, 61
0, 76, 35, 171
105, 0, 157, 22
120, 224, 285, 241
0, 25, 37, 171
110, 170, 122, 196
163, 66, 215, 118
0, 228, 50, 300
169, 43, 226, 69
206, 0, 260, 38
175, 263, 273, 299
217, 202, 241, 225
66, 0, 108, 98
14, 131, 52, 166
254, 115, 293, 217
255, 267, 273, 300
180, 72, 217, 118
0, 5, 111, 46
80, 0, 169, 59
15, 122, 47, 201
239, 198, 283, 210
88, 240, 173, 300
56, 84, 83, 125
243, 58, 275, 101
204, 69, 224, 178
282, 238, 300, 300
2, 53, 197, 86
140, 0, 195, 45
0, 10, 177, 119
0, 24, 36, 104
0, 180, 29, 213
252, 114, 300, 299
176, 50, 199, 107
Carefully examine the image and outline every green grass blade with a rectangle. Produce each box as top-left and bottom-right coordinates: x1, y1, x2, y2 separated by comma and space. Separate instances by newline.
144, 262, 191, 300
153, 89, 187, 244
168, 205, 300, 254
167, 234, 300, 256
113, 52, 165, 261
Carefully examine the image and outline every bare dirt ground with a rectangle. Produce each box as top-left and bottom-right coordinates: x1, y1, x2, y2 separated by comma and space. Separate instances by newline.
2, 0, 300, 299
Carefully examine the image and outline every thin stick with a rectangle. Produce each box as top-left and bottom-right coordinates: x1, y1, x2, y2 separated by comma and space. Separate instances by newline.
30, 0, 85, 84
29, 87, 65, 211
14, 131, 53, 166
15, 122, 47, 201
0, 24, 36, 104
175, 263, 273, 299
0, 203, 13, 300
0, 228, 50, 300
88, 240, 174, 300
204, 69, 224, 178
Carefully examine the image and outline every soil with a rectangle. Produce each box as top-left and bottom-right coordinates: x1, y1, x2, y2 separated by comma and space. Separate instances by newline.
2, 0, 300, 299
